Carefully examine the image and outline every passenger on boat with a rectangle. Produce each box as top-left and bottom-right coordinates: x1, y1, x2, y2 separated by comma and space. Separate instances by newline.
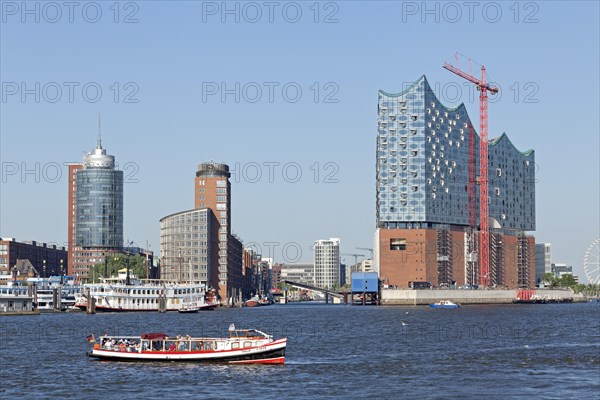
168, 343, 176, 351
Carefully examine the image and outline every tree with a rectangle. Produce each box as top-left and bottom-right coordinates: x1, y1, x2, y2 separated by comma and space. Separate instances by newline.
542, 273, 556, 287
557, 274, 577, 288
90, 254, 148, 282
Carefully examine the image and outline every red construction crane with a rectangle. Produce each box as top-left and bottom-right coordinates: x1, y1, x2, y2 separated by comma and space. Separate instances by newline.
443, 53, 498, 287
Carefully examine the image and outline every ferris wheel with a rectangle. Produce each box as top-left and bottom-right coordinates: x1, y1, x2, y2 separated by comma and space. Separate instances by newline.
583, 239, 600, 285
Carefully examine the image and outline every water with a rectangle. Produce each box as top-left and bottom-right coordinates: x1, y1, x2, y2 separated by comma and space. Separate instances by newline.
1, 303, 599, 399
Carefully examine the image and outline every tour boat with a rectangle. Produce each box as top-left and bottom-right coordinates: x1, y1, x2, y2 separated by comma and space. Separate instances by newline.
87, 325, 286, 364
74, 270, 220, 312
429, 300, 460, 309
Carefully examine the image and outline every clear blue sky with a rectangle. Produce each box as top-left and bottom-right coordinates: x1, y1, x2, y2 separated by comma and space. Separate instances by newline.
1, 1, 598, 281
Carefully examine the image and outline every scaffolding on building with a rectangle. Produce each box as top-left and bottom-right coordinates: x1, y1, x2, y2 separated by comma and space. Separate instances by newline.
517, 234, 529, 287
465, 228, 478, 286
517, 234, 530, 288
490, 232, 504, 286
437, 225, 452, 285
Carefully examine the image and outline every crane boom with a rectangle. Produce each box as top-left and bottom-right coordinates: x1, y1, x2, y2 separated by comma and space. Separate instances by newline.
355, 247, 374, 258
442, 63, 499, 93
341, 253, 364, 265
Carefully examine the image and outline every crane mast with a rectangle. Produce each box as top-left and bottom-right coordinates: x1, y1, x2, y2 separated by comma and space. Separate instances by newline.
443, 56, 498, 287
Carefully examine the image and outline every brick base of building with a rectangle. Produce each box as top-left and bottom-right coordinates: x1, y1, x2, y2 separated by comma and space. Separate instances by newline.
376, 228, 535, 289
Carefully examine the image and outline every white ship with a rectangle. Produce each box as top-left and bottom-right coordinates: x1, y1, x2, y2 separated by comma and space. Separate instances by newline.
74, 269, 219, 312
27, 276, 81, 311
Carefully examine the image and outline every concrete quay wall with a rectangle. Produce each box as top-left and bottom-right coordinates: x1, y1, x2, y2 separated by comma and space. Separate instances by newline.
380, 289, 582, 305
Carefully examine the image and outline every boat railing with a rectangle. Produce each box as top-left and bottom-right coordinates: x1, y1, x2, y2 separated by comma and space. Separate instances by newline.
229, 329, 272, 340
97, 332, 272, 354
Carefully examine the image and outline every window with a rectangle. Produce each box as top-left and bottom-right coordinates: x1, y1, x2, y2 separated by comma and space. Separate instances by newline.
216, 180, 227, 187
390, 238, 407, 251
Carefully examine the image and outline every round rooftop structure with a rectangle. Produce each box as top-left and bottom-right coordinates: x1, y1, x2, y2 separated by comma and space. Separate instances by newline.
84, 146, 115, 169
196, 162, 230, 178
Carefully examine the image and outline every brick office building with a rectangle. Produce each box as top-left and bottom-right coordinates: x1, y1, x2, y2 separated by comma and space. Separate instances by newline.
0, 238, 68, 280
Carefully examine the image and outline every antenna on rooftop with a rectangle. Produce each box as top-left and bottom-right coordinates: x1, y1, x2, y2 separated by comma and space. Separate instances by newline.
97, 113, 102, 149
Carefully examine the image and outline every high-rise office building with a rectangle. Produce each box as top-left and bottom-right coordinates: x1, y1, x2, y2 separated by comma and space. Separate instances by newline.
374, 76, 536, 289
193, 162, 242, 302
314, 238, 340, 289
159, 162, 243, 302
67, 163, 83, 274
159, 208, 219, 286
76, 138, 123, 248
68, 135, 123, 279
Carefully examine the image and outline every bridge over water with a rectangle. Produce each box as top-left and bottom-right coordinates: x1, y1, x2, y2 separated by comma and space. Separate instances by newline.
282, 280, 344, 302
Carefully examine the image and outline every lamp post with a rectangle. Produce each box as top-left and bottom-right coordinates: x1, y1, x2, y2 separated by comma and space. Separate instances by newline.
60, 259, 64, 284
145, 244, 150, 280
126, 254, 130, 285
43, 260, 46, 278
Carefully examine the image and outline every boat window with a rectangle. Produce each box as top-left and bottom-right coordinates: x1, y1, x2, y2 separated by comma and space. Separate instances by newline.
192, 341, 203, 351
177, 341, 189, 351
231, 342, 240, 349
244, 342, 252, 348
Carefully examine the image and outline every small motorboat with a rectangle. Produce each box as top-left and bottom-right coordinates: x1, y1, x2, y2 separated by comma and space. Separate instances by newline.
87, 325, 286, 364
243, 295, 272, 307
178, 301, 199, 313
429, 300, 460, 309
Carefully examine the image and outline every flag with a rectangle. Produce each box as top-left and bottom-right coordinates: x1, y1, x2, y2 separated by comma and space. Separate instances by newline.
228, 323, 235, 331
86, 334, 96, 343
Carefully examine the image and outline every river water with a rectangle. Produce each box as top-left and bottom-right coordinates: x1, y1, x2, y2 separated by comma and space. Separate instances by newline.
1, 302, 599, 399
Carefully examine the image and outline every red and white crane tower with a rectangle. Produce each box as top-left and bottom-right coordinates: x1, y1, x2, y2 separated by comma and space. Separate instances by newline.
443, 53, 498, 287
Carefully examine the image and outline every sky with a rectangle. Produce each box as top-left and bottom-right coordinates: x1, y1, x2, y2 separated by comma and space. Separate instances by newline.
1, 1, 599, 282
